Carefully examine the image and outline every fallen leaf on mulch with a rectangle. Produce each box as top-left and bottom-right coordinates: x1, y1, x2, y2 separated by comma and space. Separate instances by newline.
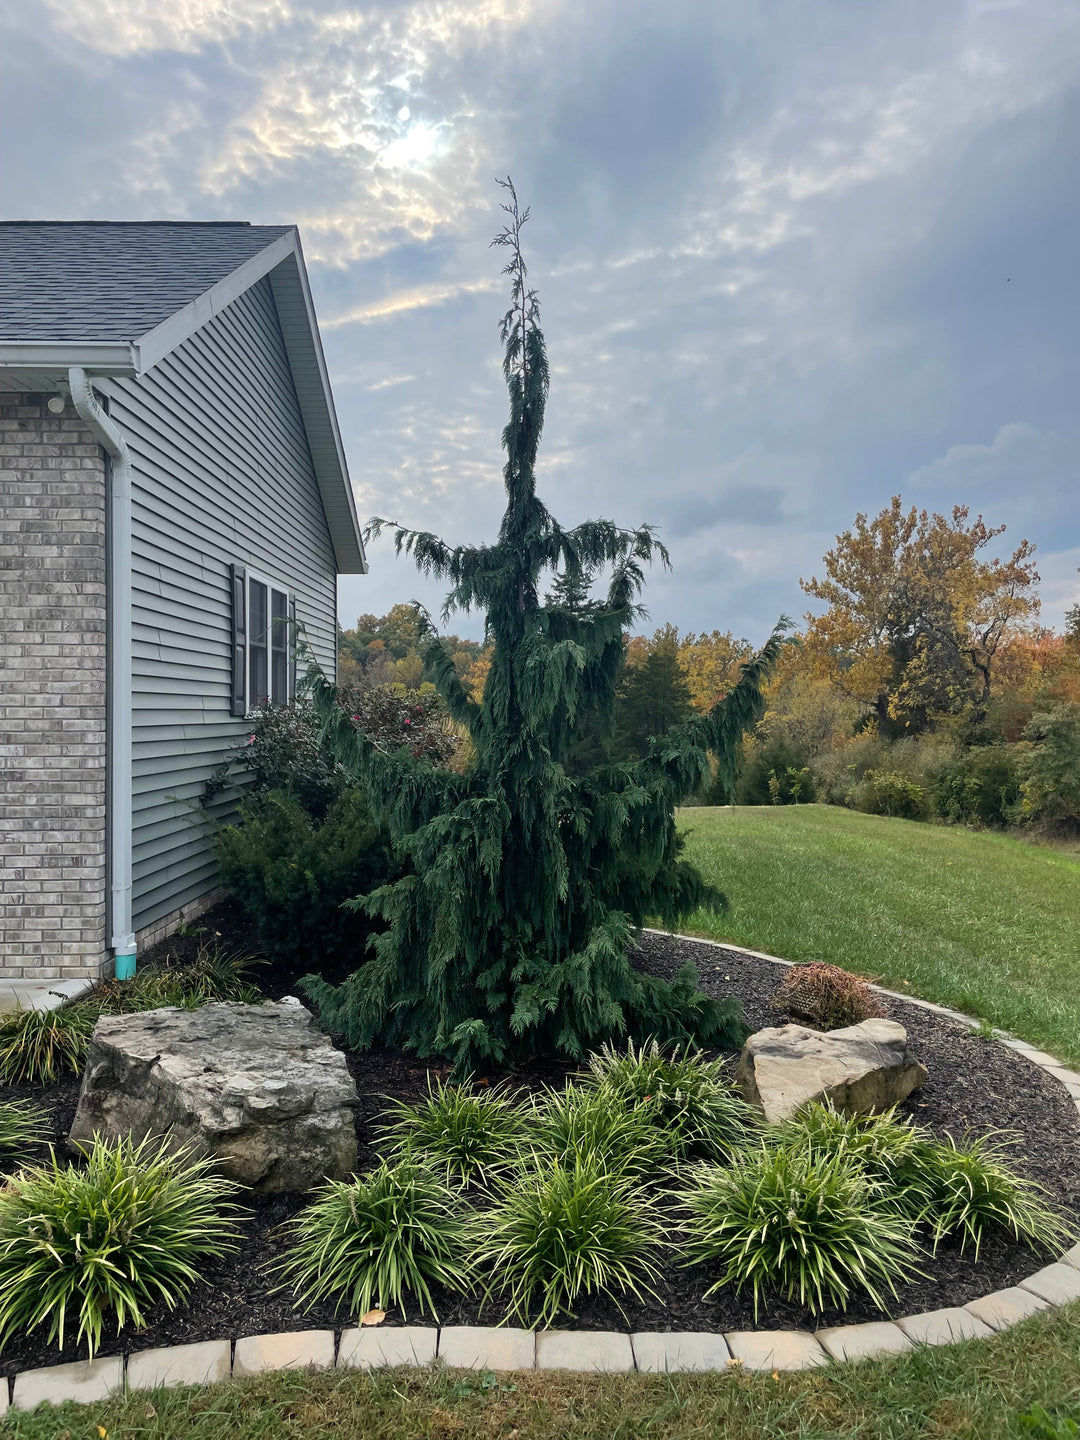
361, 1308, 386, 1326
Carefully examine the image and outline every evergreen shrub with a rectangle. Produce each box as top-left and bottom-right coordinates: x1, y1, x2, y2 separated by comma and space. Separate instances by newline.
933, 745, 1023, 828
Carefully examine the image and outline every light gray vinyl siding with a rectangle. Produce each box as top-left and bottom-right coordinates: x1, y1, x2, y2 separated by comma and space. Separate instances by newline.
101, 277, 338, 934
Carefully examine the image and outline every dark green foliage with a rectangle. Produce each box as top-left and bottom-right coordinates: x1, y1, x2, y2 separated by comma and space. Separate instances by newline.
476, 1153, 666, 1326
856, 768, 928, 819
205, 698, 352, 821
301, 181, 783, 1071
1021, 703, 1080, 826
0, 1004, 98, 1085
585, 1039, 760, 1162
934, 745, 1023, 827
92, 940, 263, 1013
275, 1161, 472, 1320
679, 1144, 921, 1317
735, 736, 815, 806
614, 628, 694, 760
215, 789, 396, 979
0, 1136, 241, 1357
1016, 1404, 1080, 1438
379, 1078, 526, 1187
0, 1099, 50, 1172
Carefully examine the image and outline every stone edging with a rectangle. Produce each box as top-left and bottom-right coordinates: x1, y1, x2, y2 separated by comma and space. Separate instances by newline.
6, 932, 1080, 1412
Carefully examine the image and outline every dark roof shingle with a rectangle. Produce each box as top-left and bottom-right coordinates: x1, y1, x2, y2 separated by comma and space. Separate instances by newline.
0, 222, 292, 341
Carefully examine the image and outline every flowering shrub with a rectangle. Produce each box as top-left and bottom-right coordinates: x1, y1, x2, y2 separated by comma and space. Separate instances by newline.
772, 961, 884, 1031
339, 683, 461, 766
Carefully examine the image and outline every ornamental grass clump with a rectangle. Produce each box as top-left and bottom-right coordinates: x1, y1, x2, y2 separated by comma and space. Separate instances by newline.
777, 1103, 934, 1218
379, 1078, 526, 1187
679, 1144, 921, 1317
916, 1132, 1074, 1258
529, 1082, 673, 1178
0, 1003, 99, 1085
772, 962, 883, 1031
477, 1153, 666, 1326
0, 1136, 242, 1357
275, 1160, 472, 1320
0, 1099, 50, 1172
92, 941, 264, 1013
586, 1038, 760, 1162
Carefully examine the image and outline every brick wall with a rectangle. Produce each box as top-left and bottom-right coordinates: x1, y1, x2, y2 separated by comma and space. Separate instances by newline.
0, 392, 108, 980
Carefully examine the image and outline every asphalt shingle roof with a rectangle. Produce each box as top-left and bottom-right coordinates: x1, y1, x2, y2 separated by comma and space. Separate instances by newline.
0, 222, 293, 342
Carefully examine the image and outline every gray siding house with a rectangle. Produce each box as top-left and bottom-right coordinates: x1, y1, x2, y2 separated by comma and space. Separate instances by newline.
0, 222, 365, 988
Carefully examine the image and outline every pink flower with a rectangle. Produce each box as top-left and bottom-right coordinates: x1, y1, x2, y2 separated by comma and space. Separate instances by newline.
246, 734, 256, 745
404, 717, 412, 725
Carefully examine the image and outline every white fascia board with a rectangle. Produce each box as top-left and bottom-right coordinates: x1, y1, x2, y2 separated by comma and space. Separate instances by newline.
133, 230, 299, 374
0, 341, 135, 373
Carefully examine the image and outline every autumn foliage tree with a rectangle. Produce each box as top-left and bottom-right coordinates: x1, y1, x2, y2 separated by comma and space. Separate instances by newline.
302, 182, 785, 1070
801, 497, 1039, 736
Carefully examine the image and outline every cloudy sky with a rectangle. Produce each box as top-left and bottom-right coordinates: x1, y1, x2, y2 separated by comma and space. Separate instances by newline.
3, 0, 1078, 643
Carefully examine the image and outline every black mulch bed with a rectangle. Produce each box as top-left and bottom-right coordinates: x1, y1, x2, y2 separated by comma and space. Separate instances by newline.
3, 902, 1079, 1377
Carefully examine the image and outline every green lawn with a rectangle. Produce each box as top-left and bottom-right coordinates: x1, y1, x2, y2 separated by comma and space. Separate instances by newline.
679, 804, 1080, 1066
4, 1307, 1080, 1440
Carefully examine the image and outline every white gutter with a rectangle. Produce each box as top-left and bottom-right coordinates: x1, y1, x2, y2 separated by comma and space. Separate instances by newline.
68, 368, 136, 979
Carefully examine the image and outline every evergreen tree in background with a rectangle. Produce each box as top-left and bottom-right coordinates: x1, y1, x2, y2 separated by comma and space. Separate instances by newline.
615, 624, 695, 759
303, 181, 787, 1070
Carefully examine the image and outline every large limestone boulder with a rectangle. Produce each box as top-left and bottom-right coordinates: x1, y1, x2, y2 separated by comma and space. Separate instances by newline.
735, 1018, 927, 1124
68, 1000, 358, 1191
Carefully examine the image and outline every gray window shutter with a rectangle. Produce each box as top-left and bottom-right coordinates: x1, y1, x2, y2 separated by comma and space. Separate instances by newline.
230, 564, 246, 716
289, 596, 298, 696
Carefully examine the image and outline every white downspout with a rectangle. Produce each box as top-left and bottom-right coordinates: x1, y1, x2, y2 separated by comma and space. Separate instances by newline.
68, 367, 136, 979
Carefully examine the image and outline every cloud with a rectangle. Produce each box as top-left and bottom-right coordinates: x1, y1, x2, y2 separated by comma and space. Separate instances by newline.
39, 0, 292, 56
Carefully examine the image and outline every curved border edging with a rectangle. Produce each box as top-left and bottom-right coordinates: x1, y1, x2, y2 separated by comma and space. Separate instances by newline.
7, 932, 1080, 1410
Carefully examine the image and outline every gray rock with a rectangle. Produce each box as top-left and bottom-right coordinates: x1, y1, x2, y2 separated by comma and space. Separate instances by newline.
735, 1018, 927, 1123
68, 1001, 357, 1191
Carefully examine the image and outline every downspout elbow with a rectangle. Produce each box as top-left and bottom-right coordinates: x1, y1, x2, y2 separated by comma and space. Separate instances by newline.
68, 368, 136, 980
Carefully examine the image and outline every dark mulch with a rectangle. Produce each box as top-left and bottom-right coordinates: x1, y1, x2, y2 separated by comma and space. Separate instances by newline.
2, 909, 1078, 1377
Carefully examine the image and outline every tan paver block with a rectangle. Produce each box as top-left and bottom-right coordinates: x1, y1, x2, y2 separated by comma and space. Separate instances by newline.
965, 1286, 1051, 1331
339, 1326, 438, 1369
816, 1321, 912, 1362
725, 1330, 827, 1371
631, 1332, 731, 1373
233, 1329, 335, 1376
439, 1326, 535, 1371
536, 1330, 634, 1372
1061, 1243, 1080, 1272
128, 1340, 232, 1390
1020, 1264, 1080, 1305
12, 1355, 124, 1410
897, 1308, 993, 1346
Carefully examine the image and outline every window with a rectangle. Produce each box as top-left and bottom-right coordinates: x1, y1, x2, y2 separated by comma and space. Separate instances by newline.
231, 564, 292, 714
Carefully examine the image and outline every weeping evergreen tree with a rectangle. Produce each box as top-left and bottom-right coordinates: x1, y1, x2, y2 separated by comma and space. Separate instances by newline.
303, 181, 787, 1070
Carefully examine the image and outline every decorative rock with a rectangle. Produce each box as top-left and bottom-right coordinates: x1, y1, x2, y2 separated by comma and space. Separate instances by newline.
233, 1329, 336, 1375
815, 1321, 912, 1362
631, 1332, 731, 1372
725, 1330, 827, 1371
339, 1326, 438, 1369
735, 1019, 927, 1123
12, 1355, 123, 1409
896, 1308, 993, 1346
68, 1002, 358, 1191
127, 1339, 232, 1390
535, 1330, 634, 1373
964, 1286, 1051, 1331
439, 1326, 536, 1371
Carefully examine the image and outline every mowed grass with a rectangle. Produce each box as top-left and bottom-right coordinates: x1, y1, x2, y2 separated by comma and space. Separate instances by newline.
678, 804, 1080, 1066
4, 1307, 1080, 1440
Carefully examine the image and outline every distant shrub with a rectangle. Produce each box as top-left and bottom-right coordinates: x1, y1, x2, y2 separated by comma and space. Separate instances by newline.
379, 1078, 526, 1187
0, 1004, 98, 1085
813, 735, 953, 812
772, 962, 883, 1031
275, 1160, 471, 1321
477, 1154, 666, 1326
855, 769, 928, 820
1020, 703, 1080, 829
736, 737, 816, 806
933, 745, 1023, 828
585, 1039, 760, 1163
0, 1136, 240, 1357
0, 1099, 50, 1172
679, 1145, 920, 1317
214, 789, 396, 979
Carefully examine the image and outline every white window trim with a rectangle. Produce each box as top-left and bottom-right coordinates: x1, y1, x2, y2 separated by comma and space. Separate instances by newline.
245, 569, 293, 715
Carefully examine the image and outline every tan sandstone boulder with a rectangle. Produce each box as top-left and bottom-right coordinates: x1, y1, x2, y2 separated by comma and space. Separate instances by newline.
68, 999, 358, 1191
734, 1018, 927, 1124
